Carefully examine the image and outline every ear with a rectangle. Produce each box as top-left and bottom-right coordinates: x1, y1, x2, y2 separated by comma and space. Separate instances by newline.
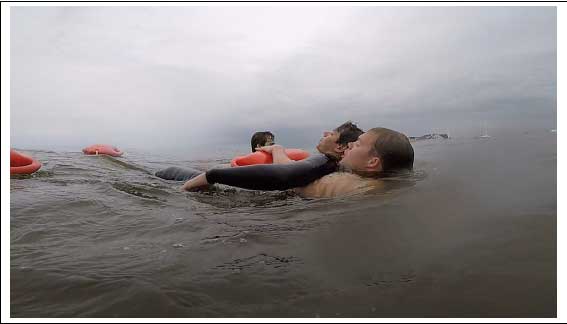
367, 156, 381, 170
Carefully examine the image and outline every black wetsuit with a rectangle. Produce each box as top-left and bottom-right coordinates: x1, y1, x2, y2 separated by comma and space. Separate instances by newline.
155, 166, 202, 181
156, 154, 337, 191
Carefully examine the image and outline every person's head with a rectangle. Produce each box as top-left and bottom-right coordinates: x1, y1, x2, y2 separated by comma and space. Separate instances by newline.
340, 127, 414, 176
251, 131, 275, 152
316, 121, 364, 159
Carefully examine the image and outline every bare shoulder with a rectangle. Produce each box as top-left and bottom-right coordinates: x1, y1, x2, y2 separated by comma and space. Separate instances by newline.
295, 172, 373, 198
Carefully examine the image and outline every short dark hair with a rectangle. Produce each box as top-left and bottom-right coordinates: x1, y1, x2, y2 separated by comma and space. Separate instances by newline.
251, 131, 275, 152
368, 127, 414, 171
334, 121, 364, 146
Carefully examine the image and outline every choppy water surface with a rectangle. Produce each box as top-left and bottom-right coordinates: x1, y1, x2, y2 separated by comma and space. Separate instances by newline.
10, 130, 556, 317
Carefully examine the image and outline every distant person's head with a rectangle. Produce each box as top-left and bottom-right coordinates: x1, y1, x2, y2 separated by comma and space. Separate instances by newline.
340, 127, 414, 176
251, 131, 275, 152
316, 121, 364, 160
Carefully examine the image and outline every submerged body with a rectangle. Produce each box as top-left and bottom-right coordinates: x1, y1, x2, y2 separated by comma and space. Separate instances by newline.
294, 172, 384, 198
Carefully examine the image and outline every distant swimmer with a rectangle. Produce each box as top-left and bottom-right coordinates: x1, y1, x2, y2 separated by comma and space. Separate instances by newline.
250, 131, 275, 152
232, 130, 309, 167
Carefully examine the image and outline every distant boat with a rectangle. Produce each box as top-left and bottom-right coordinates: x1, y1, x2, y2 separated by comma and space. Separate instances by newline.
550, 129, 556, 133
479, 122, 491, 139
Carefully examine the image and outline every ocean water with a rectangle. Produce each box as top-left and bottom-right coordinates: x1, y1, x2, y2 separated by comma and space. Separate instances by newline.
10, 130, 556, 317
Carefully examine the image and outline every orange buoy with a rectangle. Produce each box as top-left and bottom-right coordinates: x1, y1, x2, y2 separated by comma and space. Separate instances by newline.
230, 149, 310, 167
11, 149, 42, 175
82, 144, 123, 157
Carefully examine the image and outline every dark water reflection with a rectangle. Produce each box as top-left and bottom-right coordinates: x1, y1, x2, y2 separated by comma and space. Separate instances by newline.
10, 130, 556, 317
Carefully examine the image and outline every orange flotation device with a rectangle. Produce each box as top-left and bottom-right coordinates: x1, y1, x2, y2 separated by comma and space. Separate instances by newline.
11, 149, 42, 175
82, 144, 123, 157
230, 149, 310, 167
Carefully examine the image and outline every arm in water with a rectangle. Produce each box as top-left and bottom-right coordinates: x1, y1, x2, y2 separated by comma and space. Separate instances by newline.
181, 154, 337, 191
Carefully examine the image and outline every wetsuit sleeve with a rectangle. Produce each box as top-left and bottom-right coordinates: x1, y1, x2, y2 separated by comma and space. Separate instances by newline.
155, 166, 203, 181
205, 154, 337, 190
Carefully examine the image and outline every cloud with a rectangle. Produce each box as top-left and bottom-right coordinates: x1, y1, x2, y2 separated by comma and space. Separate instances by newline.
10, 6, 556, 151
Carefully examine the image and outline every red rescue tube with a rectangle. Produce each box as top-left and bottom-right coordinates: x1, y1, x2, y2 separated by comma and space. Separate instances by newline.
230, 149, 310, 167
82, 144, 123, 157
10, 149, 42, 175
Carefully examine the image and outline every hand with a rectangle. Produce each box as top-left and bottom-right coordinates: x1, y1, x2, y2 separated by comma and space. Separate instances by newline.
180, 173, 209, 191
257, 144, 293, 164
255, 144, 284, 154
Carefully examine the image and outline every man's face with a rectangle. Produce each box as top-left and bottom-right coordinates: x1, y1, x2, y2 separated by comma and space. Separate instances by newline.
340, 132, 380, 172
316, 130, 341, 156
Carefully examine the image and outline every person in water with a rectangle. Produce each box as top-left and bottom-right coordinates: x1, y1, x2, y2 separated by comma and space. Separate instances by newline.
250, 131, 275, 152
260, 120, 363, 164
315, 121, 364, 161
288, 127, 414, 197
156, 121, 361, 182
182, 126, 414, 198
180, 121, 364, 191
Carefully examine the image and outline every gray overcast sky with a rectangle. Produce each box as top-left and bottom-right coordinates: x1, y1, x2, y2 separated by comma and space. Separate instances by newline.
10, 6, 556, 153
